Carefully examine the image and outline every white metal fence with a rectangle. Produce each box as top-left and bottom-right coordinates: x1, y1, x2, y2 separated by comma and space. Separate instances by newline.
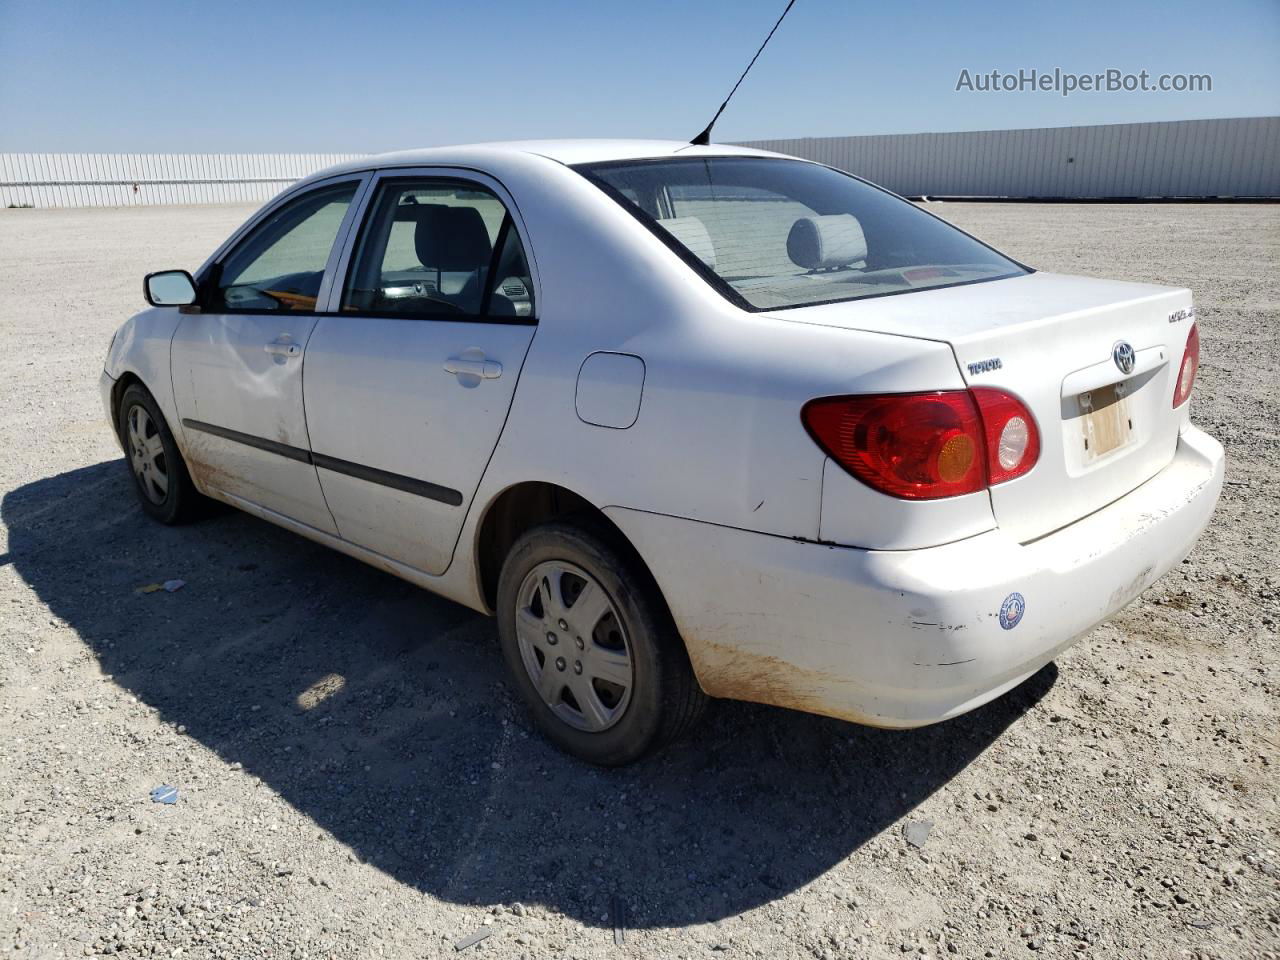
738, 116, 1280, 199
1, 153, 366, 208
7, 118, 1278, 207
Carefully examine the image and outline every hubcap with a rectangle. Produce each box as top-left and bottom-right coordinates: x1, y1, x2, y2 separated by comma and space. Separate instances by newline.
125, 404, 169, 505
515, 560, 634, 733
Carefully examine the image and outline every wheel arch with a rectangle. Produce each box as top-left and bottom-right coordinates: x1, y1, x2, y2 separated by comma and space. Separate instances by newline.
109, 370, 147, 438
473, 481, 666, 618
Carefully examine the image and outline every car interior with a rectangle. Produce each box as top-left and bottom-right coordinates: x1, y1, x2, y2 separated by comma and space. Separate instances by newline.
211, 183, 358, 312
207, 180, 535, 318
343, 185, 534, 318
580, 157, 1025, 310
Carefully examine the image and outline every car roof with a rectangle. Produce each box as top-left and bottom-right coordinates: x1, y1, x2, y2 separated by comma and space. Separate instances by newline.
307, 139, 785, 181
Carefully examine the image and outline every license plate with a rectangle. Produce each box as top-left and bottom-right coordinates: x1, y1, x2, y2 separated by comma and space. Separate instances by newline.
1079, 384, 1133, 462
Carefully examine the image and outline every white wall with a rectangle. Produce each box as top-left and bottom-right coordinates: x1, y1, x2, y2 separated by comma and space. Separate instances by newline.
738, 117, 1280, 199
8, 119, 1278, 207
0, 153, 366, 208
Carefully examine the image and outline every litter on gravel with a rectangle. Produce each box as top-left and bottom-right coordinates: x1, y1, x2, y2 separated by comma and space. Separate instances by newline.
453, 928, 494, 951
612, 895, 626, 945
903, 820, 933, 848
149, 785, 178, 805
136, 579, 186, 594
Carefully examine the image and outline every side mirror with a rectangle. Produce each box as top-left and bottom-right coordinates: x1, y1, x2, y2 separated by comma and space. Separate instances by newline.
144, 270, 198, 307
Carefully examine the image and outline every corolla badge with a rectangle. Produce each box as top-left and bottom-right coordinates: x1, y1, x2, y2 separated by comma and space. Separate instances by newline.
1112, 341, 1136, 375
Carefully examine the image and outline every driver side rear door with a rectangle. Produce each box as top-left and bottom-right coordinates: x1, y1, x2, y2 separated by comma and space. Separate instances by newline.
301, 169, 538, 574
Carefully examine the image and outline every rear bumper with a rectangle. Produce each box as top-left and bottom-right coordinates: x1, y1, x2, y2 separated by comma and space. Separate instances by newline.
607, 426, 1225, 728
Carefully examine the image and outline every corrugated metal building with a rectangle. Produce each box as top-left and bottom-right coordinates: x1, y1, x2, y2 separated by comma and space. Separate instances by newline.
739, 116, 1279, 199
0, 153, 364, 208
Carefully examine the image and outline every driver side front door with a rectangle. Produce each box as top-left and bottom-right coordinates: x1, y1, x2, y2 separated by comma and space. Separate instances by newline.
171, 176, 366, 533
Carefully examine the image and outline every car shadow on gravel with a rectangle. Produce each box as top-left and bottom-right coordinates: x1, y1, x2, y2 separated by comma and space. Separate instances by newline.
5, 460, 1056, 930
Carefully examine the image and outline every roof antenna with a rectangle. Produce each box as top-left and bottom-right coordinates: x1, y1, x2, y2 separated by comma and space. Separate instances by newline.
690, 0, 799, 146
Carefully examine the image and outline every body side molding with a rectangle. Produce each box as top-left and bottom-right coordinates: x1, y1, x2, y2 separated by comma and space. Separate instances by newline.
181, 418, 462, 506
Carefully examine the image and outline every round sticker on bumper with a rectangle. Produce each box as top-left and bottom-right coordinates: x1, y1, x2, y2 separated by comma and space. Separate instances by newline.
999, 592, 1025, 630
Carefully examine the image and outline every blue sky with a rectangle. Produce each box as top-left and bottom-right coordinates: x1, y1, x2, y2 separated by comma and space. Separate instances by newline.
1, 0, 1277, 151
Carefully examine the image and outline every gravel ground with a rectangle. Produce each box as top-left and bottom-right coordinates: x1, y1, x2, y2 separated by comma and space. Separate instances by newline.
1, 201, 1277, 960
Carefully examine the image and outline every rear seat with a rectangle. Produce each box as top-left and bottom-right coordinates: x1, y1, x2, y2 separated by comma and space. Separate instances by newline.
658, 215, 717, 270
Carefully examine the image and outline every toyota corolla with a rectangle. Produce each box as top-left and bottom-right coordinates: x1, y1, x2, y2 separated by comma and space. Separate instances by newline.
102, 140, 1224, 765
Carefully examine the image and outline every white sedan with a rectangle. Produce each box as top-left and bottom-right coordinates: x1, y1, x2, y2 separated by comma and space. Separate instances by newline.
102, 140, 1224, 765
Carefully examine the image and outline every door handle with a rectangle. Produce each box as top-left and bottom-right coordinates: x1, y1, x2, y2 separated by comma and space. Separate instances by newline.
444, 351, 502, 381
265, 339, 301, 359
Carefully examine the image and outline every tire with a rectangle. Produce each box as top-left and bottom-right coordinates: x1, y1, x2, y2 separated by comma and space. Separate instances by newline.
117, 383, 204, 524
496, 520, 706, 765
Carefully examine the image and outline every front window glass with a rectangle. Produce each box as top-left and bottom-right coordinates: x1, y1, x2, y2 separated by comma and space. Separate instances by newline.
343, 180, 534, 318
214, 182, 357, 311
576, 157, 1027, 310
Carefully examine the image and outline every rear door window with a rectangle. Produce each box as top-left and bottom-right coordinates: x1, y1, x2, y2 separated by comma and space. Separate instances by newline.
342, 180, 534, 319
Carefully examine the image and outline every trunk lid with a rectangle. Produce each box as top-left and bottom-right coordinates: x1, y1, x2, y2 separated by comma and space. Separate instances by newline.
775, 271, 1195, 542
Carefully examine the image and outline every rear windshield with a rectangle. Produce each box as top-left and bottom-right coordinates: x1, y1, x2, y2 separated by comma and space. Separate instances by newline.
575, 157, 1028, 311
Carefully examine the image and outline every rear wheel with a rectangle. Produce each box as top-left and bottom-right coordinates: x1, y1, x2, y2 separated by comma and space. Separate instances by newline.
117, 383, 203, 524
496, 521, 705, 765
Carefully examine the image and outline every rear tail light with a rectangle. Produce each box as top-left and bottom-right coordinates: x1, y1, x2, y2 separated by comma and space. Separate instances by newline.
802, 389, 1040, 501
1171, 322, 1200, 408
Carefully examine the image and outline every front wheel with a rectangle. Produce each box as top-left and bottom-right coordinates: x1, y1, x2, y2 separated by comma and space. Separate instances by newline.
117, 383, 204, 524
496, 521, 706, 765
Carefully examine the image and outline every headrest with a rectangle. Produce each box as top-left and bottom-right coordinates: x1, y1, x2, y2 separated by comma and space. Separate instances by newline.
786, 214, 867, 270
659, 216, 717, 270
398, 203, 492, 271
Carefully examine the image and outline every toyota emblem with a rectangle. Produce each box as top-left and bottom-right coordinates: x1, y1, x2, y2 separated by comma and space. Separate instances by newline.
1112, 341, 1136, 375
